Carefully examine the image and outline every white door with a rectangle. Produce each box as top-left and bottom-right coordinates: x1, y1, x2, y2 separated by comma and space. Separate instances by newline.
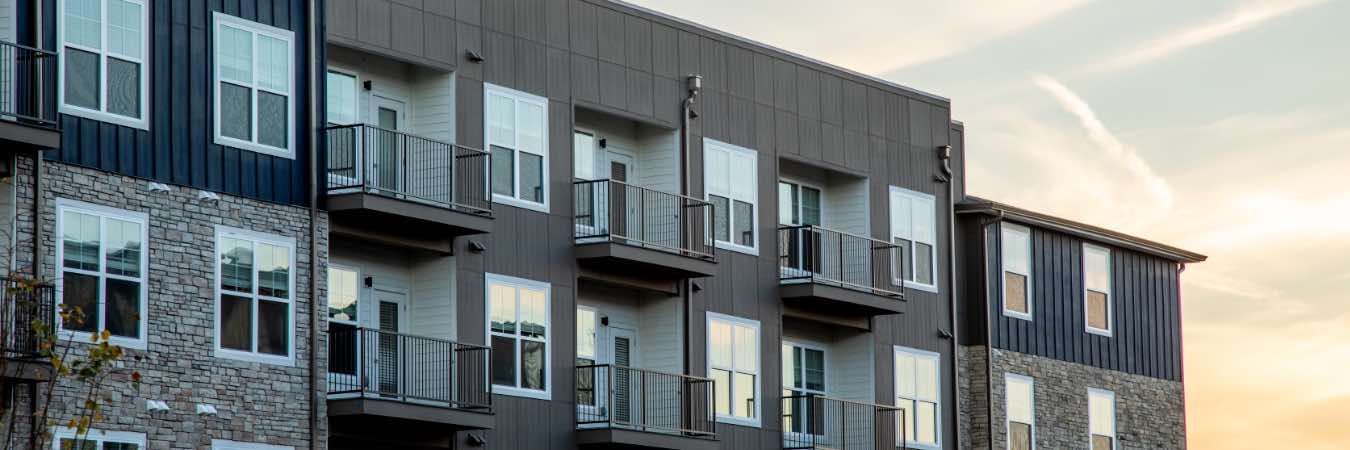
369, 96, 406, 194
369, 289, 408, 398
604, 151, 640, 241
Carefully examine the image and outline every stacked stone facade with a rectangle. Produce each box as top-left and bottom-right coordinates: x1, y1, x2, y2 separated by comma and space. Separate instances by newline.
961, 345, 1187, 450
3, 156, 328, 449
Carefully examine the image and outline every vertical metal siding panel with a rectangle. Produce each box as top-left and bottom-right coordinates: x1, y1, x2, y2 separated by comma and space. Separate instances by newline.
795, 67, 819, 119
457, 0, 482, 25
484, 31, 515, 88
240, 0, 256, 20
795, 115, 819, 161
867, 87, 885, 138
1068, 234, 1083, 365
626, 69, 653, 117
545, 48, 570, 101
774, 109, 797, 156
256, 0, 273, 25
650, 23, 677, 79
819, 123, 843, 167
624, 15, 651, 72
97, 122, 115, 169
570, 54, 598, 104
772, 58, 794, 111
1172, 263, 1183, 381
725, 45, 754, 99
597, 61, 625, 110
595, 7, 624, 65
516, 39, 547, 95
254, 156, 272, 201
240, 151, 256, 197
677, 31, 699, 79
78, 119, 97, 166
568, 1, 596, 57
515, 0, 544, 44
699, 37, 725, 93
727, 96, 753, 149
116, 128, 135, 174
222, 147, 240, 195
170, 18, 189, 185
753, 103, 774, 157
483, 0, 512, 34
545, 0, 569, 48
457, 24, 483, 81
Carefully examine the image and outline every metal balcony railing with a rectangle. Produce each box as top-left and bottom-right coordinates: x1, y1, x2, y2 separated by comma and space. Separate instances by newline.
778, 225, 904, 298
1, 277, 55, 359
327, 326, 492, 412
326, 124, 491, 216
0, 41, 58, 128
782, 394, 906, 450
573, 179, 715, 260
575, 364, 716, 439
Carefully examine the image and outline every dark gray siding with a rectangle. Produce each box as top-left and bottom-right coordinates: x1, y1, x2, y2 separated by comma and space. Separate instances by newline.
333, 0, 959, 448
984, 221, 1184, 381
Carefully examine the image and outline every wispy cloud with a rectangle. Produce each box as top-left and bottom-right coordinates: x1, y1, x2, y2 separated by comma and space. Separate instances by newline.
1080, 0, 1329, 75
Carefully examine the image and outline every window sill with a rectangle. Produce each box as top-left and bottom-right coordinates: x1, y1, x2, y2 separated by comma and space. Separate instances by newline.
214, 348, 295, 367
492, 194, 549, 214
714, 240, 758, 256
1003, 309, 1033, 321
60, 331, 147, 351
493, 385, 551, 400
715, 415, 761, 428
902, 280, 940, 294
214, 135, 295, 160
1086, 327, 1113, 338
60, 104, 149, 130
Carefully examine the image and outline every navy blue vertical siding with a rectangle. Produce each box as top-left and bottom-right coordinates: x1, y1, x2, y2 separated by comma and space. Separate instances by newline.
986, 220, 1184, 381
29, 0, 315, 207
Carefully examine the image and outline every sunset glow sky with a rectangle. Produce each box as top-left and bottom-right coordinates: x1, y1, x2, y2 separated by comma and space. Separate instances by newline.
627, 0, 1350, 447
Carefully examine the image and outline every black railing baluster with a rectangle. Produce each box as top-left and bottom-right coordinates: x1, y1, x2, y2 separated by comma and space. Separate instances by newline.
778, 225, 904, 298
571, 179, 715, 261
574, 364, 716, 439
325, 327, 491, 413
324, 124, 492, 216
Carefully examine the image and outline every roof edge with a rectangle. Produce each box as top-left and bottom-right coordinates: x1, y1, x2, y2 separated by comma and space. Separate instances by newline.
956, 197, 1207, 263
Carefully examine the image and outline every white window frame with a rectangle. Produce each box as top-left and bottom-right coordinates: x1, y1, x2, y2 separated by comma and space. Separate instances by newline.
889, 186, 938, 292
894, 345, 942, 450
1087, 388, 1116, 450
704, 139, 759, 255
50, 428, 146, 449
53, 199, 149, 350
212, 12, 296, 159
1083, 243, 1113, 337
707, 312, 761, 427
484, 83, 550, 213
576, 304, 598, 364
485, 273, 552, 400
211, 440, 294, 450
213, 226, 297, 366
782, 339, 827, 396
326, 264, 360, 325
56, 0, 151, 129
1005, 373, 1036, 450
1001, 223, 1033, 320
777, 179, 824, 227
324, 66, 360, 126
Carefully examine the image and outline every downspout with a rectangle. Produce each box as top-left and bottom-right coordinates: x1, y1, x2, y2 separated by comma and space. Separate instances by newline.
304, 0, 320, 448
982, 211, 1003, 450
937, 145, 960, 450
30, 0, 45, 279
680, 75, 701, 377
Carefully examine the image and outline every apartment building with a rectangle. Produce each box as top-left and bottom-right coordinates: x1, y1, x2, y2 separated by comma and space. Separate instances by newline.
954, 197, 1205, 450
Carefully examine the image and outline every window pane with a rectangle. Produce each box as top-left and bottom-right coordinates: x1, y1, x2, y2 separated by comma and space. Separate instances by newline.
257, 299, 288, 355
491, 335, 516, 386
488, 93, 515, 146
256, 243, 290, 299
729, 152, 754, 200
59, 438, 97, 450
327, 267, 358, 322
574, 132, 596, 181
104, 218, 141, 277
914, 242, 934, 285
710, 195, 730, 243
1092, 435, 1113, 450
1002, 226, 1030, 274
733, 324, 756, 372
896, 400, 914, 443
1090, 392, 1114, 435
62, 211, 100, 271
519, 287, 546, 338
104, 278, 140, 338
890, 192, 912, 238
782, 344, 797, 389
801, 187, 821, 226
103, 442, 140, 450
107, 0, 142, 58
1010, 422, 1032, 450
220, 294, 253, 351
576, 309, 596, 359
219, 237, 253, 293
106, 58, 140, 118
520, 340, 546, 390
895, 354, 915, 398
777, 182, 795, 225
709, 320, 731, 368
705, 147, 729, 194
218, 25, 252, 83
732, 372, 755, 418
803, 349, 824, 392
915, 356, 937, 399
711, 369, 730, 415
1007, 378, 1033, 422
220, 82, 252, 141
257, 91, 288, 149
1087, 291, 1110, 331
894, 238, 913, 282
64, 47, 101, 111
916, 401, 937, 444
325, 71, 357, 125
1005, 272, 1028, 315
64, 0, 102, 49
489, 284, 516, 334
519, 152, 544, 203
61, 272, 99, 332
328, 322, 357, 375
733, 200, 753, 247
518, 101, 544, 156
1085, 246, 1111, 291
256, 35, 288, 93
491, 146, 514, 196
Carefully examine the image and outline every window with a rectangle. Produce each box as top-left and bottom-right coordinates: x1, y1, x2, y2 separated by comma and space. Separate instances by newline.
778, 181, 821, 227
575, 306, 598, 406
213, 12, 295, 158
1083, 243, 1112, 336
782, 341, 825, 434
1002, 223, 1032, 320
1006, 374, 1035, 450
210, 441, 292, 450
326, 265, 359, 376
487, 273, 551, 399
58, 0, 149, 129
485, 84, 549, 212
55, 200, 147, 348
895, 346, 940, 449
215, 227, 295, 365
51, 428, 145, 450
707, 312, 760, 426
705, 139, 758, 254
326, 69, 358, 125
1088, 389, 1116, 450
889, 187, 937, 290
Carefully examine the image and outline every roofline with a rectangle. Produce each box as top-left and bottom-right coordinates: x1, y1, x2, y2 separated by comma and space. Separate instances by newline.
956, 197, 1207, 263
595, 0, 951, 106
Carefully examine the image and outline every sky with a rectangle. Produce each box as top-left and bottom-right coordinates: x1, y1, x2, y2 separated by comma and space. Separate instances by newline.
626, 0, 1350, 448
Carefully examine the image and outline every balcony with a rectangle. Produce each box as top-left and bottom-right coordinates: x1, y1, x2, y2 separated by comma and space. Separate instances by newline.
325, 125, 492, 253
782, 394, 906, 450
1, 277, 55, 381
327, 327, 493, 442
0, 41, 59, 152
778, 226, 905, 321
573, 180, 717, 281
575, 364, 717, 450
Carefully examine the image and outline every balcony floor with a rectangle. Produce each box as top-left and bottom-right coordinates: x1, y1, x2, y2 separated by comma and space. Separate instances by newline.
576, 240, 718, 280
328, 396, 493, 430
327, 192, 492, 253
576, 427, 718, 450
780, 281, 906, 327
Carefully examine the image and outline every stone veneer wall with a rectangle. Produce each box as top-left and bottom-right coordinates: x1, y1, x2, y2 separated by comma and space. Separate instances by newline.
962, 345, 1186, 450
959, 345, 991, 450
3, 156, 328, 449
